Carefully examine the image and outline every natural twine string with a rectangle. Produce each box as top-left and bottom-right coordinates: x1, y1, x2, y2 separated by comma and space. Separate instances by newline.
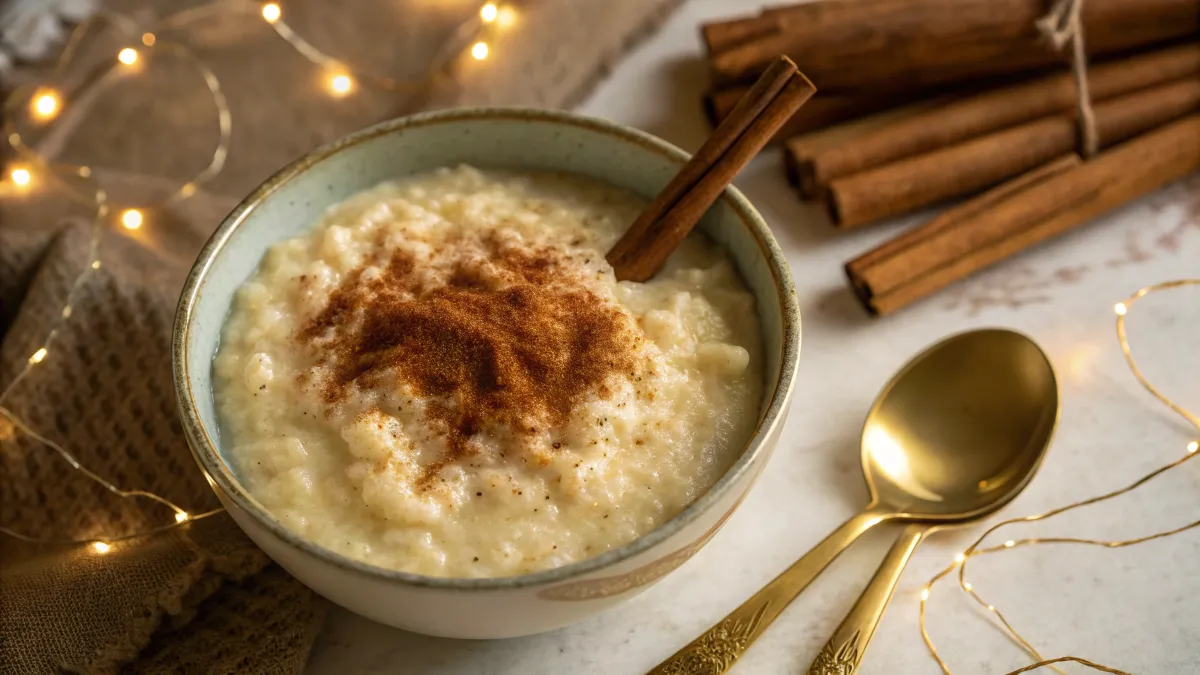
920, 279, 1200, 675
1036, 0, 1099, 158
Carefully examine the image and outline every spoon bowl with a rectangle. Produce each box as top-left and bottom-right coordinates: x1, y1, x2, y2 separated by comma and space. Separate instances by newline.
862, 328, 1058, 520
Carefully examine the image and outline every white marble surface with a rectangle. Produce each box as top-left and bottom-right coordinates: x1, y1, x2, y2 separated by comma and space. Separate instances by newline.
307, 2, 1200, 672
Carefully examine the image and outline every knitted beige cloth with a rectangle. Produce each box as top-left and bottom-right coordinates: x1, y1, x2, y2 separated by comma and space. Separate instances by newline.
0, 0, 680, 672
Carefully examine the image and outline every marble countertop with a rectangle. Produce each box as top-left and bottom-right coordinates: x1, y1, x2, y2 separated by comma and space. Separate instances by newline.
307, 2, 1200, 672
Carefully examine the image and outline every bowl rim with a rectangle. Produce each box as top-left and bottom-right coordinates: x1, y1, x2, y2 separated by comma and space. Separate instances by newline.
172, 106, 801, 591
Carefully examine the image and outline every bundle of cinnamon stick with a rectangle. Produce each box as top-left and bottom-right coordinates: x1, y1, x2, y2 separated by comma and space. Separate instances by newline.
700, 0, 1200, 315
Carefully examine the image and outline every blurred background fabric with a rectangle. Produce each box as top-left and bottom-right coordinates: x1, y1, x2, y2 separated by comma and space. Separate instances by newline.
0, 0, 681, 672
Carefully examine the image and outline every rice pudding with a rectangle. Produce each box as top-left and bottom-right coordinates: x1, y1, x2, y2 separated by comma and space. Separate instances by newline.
213, 166, 763, 578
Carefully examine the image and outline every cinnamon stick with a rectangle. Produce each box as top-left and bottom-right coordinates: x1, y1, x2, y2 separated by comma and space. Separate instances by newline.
782, 94, 966, 189
702, 1, 878, 59
607, 58, 816, 282
826, 77, 1200, 229
704, 88, 912, 143
846, 115, 1200, 315
847, 156, 1083, 315
703, 0, 1200, 91
791, 43, 1200, 198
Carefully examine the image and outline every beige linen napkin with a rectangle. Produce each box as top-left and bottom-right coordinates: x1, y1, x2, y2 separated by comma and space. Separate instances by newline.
0, 0, 680, 672
0, 189, 327, 674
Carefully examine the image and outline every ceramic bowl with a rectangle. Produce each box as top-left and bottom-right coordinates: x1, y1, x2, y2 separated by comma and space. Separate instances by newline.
172, 107, 801, 639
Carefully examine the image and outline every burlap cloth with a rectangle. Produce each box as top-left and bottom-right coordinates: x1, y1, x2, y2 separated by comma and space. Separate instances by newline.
0, 1, 680, 672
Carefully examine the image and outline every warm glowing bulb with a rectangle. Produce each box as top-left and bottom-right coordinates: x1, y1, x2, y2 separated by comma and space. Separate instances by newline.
1114, 302, 1127, 316
142, 32, 156, 46
330, 74, 353, 95
28, 347, 47, 364
175, 511, 190, 523
91, 260, 101, 269
92, 541, 111, 554
1004, 540, 1015, 547
496, 6, 516, 27
480, 3, 498, 22
121, 209, 143, 230
986, 604, 995, 611
10, 167, 31, 186
920, 588, 930, 601
1189, 441, 1199, 454
471, 41, 489, 60
963, 581, 973, 591
118, 48, 138, 65
954, 552, 966, 564
262, 3, 281, 23
33, 91, 60, 119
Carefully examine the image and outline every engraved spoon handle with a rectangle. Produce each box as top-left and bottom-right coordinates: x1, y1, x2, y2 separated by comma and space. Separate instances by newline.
648, 509, 889, 675
805, 523, 927, 675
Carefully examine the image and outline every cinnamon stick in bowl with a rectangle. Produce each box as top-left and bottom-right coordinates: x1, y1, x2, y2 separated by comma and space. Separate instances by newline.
790, 43, 1200, 198
845, 115, 1200, 316
608, 57, 815, 281
826, 77, 1200, 229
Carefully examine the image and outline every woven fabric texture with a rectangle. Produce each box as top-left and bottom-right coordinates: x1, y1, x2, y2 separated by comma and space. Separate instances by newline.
0, 213, 326, 674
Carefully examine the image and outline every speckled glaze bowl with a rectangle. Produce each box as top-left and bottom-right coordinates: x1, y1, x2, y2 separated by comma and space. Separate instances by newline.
172, 107, 800, 638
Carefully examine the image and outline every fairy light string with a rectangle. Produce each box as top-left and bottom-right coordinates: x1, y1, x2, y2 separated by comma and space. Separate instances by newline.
2, 10, 1196, 669
0, 0, 511, 549
920, 279, 1200, 675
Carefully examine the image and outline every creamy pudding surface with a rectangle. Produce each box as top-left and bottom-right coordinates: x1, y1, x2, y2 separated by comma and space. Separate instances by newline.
213, 166, 763, 578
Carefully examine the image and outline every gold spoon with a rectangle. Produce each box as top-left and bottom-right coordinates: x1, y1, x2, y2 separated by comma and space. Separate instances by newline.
804, 328, 1057, 674
649, 328, 1058, 675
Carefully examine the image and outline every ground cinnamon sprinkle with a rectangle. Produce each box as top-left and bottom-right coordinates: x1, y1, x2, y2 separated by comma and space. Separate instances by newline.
298, 240, 640, 482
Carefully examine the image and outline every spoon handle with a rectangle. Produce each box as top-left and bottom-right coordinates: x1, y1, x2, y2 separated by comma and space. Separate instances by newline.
805, 523, 927, 675
647, 509, 887, 675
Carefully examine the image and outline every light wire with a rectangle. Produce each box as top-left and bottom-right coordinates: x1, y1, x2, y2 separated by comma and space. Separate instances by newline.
919, 279, 1200, 675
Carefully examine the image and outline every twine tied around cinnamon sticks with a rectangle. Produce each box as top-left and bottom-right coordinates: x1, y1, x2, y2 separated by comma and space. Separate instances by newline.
1037, 0, 1099, 158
